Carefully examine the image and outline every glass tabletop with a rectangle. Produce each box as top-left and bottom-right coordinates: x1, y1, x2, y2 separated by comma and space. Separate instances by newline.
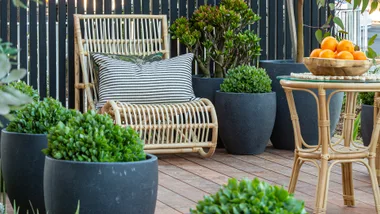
277, 75, 380, 83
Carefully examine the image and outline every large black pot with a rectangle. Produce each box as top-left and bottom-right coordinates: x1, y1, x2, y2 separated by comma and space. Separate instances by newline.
215, 91, 276, 154
44, 154, 158, 214
361, 104, 374, 147
1, 130, 47, 213
192, 75, 224, 103
260, 60, 344, 150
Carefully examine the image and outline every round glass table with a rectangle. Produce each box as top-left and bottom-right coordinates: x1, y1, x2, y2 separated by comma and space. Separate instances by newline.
277, 75, 380, 214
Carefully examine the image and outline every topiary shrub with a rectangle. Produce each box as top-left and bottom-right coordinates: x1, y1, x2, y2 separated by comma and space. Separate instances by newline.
220, 65, 272, 93
191, 178, 307, 214
42, 111, 146, 162
6, 97, 78, 134
5, 81, 39, 102
359, 92, 375, 105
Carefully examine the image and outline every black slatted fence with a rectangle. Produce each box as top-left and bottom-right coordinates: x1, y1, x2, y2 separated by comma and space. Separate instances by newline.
0, 0, 331, 108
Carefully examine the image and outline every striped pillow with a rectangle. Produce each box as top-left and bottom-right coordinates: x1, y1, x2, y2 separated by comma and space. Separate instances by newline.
92, 53, 197, 108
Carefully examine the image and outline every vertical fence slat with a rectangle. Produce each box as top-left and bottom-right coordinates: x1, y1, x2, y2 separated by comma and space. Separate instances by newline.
9, 1, 17, 52
170, 0, 178, 57
188, 0, 195, 17
276, 0, 284, 59
304, 0, 311, 57
30, 1, 38, 89
96, 0, 103, 14
311, 0, 319, 52
285, 1, 292, 59
259, 0, 267, 60
179, 0, 187, 54
49, 0, 57, 98
142, 0, 149, 14
124, 0, 131, 14
134, 0, 141, 14
115, 0, 122, 14
68, 0, 76, 108
19, 0, 27, 82
268, 0, 276, 60
198, 0, 204, 6
250, 0, 258, 31
105, 0, 112, 14
152, 0, 160, 14
39, 2, 47, 98
162, 0, 169, 16
58, 0, 66, 104
88, 0, 94, 14
77, 0, 85, 110
0, 0, 7, 40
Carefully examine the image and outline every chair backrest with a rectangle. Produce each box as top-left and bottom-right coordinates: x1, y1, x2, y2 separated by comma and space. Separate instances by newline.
74, 14, 170, 111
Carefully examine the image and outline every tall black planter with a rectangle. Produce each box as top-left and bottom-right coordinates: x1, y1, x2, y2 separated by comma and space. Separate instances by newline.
215, 91, 276, 154
44, 154, 158, 214
1, 130, 47, 214
260, 60, 344, 150
192, 75, 225, 148
361, 104, 374, 147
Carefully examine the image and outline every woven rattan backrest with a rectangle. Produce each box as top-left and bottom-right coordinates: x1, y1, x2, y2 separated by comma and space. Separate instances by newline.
74, 14, 170, 110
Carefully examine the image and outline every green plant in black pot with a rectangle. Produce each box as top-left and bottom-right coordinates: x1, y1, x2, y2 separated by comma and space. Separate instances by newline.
191, 178, 307, 214
215, 66, 276, 155
1, 97, 77, 214
42, 111, 158, 214
359, 92, 375, 147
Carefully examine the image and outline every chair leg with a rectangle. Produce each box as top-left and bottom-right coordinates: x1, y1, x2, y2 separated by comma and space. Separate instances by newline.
368, 158, 380, 214
288, 153, 303, 194
341, 162, 355, 206
314, 159, 330, 214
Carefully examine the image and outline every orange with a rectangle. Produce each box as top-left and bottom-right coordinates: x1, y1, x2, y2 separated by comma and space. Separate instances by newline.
337, 40, 354, 53
310, 49, 322, 58
336, 51, 354, 60
321, 36, 338, 51
352, 51, 367, 60
319, 49, 335, 58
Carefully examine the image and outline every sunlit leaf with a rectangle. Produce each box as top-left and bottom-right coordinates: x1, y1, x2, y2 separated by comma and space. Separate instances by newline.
366, 47, 377, 58
315, 29, 323, 44
353, 0, 362, 10
369, 34, 377, 46
1, 69, 26, 83
370, 1, 378, 14
333, 17, 345, 30
362, 0, 370, 13
329, 3, 335, 10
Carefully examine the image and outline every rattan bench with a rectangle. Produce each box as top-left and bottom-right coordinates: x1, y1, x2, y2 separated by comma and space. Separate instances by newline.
73, 14, 217, 157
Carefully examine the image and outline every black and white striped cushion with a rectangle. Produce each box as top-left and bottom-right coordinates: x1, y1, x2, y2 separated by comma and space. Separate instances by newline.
92, 53, 197, 108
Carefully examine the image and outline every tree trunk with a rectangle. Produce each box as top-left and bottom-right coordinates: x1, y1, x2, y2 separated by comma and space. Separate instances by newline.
215, 55, 224, 78
296, 0, 304, 63
286, 0, 297, 61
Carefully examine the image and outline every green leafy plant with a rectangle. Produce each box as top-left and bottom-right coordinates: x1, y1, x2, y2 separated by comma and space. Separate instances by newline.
220, 65, 272, 93
43, 111, 146, 162
5, 81, 39, 102
190, 178, 307, 214
6, 97, 78, 134
169, 0, 261, 78
359, 92, 375, 106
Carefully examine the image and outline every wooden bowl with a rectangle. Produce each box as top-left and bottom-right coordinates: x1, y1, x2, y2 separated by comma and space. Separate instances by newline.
303, 57, 372, 76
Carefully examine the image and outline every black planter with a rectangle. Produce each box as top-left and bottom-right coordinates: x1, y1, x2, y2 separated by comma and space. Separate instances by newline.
260, 60, 344, 150
192, 75, 225, 148
192, 75, 224, 103
44, 154, 158, 214
361, 104, 374, 147
215, 91, 276, 154
1, 130, 47, 213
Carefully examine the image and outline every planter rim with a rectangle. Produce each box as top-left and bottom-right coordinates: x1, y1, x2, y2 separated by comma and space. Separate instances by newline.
1, 129, 47, 137
192, 75, 224, 80
216, 90, 275, 95
45, 153, 157, 165
362, 104, 374, 107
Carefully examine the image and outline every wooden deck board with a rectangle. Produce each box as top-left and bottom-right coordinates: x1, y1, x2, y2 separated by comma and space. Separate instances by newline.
155, 147, 378, 214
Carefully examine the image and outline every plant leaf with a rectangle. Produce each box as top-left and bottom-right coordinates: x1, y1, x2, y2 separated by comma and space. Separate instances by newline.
329, 3, 335, 10
315, 29, 323, 44
370, 1, 378, 14
0, 54, 11, 80
333, 17, 345, 30
353, 0, 362, 10
369, 34, 378, 46
362, 0, 370, 13
366, 47, 378, 58
1, 69, 26, 83
0, 104, 10, 115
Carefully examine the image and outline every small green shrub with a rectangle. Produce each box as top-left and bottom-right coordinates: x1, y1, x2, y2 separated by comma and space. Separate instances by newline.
6, 97, 78, 134
220, 66, 272, 93
4, 81, 39, 102
191, 178, 307, 214
359, 92, 375, 105
43, 111, 146, 162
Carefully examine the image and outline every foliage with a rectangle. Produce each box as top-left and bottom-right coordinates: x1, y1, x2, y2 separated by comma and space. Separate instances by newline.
170, 0, 261, 78
1, 81, 39, 103
6, 98, 77, 134
190, 178, 307, 214
353, 112, 361, 141
359, 92, 375, 106
43, 111, 146, 162
220, 66, 272, 93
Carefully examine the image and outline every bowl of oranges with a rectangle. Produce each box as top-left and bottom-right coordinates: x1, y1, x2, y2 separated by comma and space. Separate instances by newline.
303, 36, 372, 76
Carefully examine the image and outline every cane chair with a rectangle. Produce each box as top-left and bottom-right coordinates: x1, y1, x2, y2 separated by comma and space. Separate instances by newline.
73, 14, 217, 157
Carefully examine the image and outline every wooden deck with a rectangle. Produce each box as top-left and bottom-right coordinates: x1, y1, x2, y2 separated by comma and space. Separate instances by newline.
155, 145, 377, 214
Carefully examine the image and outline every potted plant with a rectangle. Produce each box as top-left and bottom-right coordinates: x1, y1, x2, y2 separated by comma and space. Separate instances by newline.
42, 111, 158, 214
1, 97, 77, 213
190, 177, 307, 213
215, 66, 276, 154
359, 92, 375, 146
169, 0, 261, 103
